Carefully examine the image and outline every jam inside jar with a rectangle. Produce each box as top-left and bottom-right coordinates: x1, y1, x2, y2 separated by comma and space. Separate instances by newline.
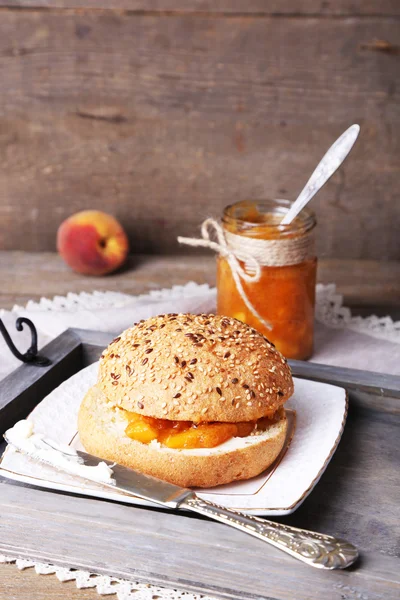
217, 200, 317, 360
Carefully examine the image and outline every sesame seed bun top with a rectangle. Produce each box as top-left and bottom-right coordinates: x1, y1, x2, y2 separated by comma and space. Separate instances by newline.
97, 313, 294, 423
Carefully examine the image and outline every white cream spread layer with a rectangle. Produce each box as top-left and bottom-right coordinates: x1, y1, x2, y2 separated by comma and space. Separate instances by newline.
6, 420, 115, 485
106, 402, 285, 456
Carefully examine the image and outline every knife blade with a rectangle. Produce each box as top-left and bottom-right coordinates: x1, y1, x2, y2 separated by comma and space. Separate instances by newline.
4, 425, 359, 570
75, 448, 192, 508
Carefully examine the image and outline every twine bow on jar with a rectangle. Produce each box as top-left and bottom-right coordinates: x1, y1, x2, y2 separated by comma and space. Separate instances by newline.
178, 218, 273, 330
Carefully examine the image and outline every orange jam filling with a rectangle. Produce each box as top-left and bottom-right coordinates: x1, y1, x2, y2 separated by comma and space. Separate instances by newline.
123, 409, 282, 449
217, 202, 317, 360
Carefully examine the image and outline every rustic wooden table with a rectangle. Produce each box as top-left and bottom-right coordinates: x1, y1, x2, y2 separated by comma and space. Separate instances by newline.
1, 252, 400, 312
1, 251, 400, 599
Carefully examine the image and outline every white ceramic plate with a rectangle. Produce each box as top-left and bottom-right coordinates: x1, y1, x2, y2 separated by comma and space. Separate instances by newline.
0, 362, 347, 515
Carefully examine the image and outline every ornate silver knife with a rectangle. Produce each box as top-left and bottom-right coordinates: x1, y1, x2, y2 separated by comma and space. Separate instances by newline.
4, 426, 358, 571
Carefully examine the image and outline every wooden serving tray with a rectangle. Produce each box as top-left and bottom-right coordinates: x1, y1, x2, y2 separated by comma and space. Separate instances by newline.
0, 328, 399, 600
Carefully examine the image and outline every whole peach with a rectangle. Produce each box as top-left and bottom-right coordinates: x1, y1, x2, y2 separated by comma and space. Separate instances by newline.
57, 210, 129, 276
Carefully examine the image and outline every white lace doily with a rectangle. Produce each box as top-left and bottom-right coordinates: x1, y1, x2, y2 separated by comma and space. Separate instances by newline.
0, 555, 215, 600
9, 283, 400, 344
2, 281, 400, 599
315, 284, 400, 343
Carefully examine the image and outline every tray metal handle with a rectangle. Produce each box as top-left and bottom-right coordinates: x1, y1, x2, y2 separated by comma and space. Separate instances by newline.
0, 318, 51, 367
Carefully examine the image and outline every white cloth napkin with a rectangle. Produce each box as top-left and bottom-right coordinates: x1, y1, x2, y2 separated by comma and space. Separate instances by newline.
1, 283, 400, 382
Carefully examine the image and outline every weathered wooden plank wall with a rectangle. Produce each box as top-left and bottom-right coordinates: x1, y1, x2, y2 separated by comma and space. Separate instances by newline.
0, 2, 399, 258
2, 2, 400, 15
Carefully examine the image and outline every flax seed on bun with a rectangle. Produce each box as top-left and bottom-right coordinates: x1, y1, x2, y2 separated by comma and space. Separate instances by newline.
97, 313, 293, 422
78, 313, 293, 488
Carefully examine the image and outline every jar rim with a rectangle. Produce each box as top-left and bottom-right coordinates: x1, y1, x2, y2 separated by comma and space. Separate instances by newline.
222, 199, 316, 234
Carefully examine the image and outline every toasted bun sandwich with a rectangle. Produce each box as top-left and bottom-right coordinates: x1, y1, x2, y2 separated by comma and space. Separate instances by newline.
78, 313, 293, 488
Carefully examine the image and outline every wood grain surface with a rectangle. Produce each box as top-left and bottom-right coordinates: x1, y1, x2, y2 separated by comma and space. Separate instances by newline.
1, 252, 400, 311
1, 1, 400, 14
1, 483, 399, 600
0, 5, 399, 258
0, 565, 99, 600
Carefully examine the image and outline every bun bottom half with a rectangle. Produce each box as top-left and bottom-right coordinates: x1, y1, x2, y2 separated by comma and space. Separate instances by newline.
78, 386, 288, 488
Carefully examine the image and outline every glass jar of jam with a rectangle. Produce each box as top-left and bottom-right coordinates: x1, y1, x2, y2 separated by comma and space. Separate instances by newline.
216, 199, 317, 360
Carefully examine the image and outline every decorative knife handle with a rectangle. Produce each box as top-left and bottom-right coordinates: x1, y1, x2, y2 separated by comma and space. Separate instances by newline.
180, 495, 358, 570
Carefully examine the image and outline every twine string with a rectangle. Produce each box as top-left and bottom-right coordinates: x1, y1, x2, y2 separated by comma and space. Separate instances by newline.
177, 218, 273, 330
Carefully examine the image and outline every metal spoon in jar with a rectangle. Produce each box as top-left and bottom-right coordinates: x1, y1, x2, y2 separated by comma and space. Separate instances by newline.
281, 124, 360, 225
